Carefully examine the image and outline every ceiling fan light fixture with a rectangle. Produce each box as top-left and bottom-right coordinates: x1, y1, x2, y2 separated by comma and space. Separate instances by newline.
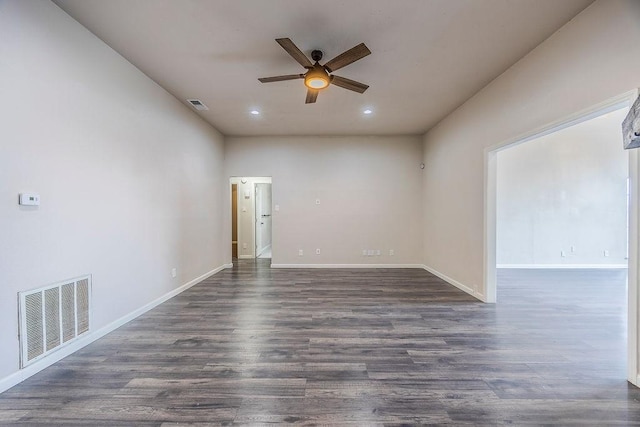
305, 77, 329, 89
259, 38, 371, 103
304, 66, 330, 90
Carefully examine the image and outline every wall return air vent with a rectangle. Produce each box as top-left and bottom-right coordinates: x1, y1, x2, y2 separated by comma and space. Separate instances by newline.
187, 99, 209, 111
18, 275, 91, 368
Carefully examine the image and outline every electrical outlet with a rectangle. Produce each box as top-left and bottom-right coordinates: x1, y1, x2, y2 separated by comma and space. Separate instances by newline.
315, 199, 320, 205
243, 243, 247, 249
389, 249, 394, 256
604, 250, 610, 257
376, 250, 381, 256
571, 246, 575, 253
171, 268, 177, 278
367, 250, 374, 256
316, 248, 321, 255
299, 249, 304, 256
561, 250, 566, 257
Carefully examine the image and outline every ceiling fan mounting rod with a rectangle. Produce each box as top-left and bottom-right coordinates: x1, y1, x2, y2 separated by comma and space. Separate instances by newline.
311, 49, 323, 62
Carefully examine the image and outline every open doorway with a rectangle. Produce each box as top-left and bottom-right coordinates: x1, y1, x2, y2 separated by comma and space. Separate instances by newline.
485, 90, 640, 385
230, 177, 272, 262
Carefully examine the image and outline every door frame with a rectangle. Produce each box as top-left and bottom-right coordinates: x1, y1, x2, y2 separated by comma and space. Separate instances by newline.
229, 177, 273, 260
483, 89, 639, 385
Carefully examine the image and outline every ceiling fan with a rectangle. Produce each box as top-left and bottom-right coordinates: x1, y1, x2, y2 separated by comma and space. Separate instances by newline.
258, 38, 371, 104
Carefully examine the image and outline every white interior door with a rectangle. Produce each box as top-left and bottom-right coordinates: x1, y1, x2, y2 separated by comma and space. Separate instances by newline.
255, 183, 272, 258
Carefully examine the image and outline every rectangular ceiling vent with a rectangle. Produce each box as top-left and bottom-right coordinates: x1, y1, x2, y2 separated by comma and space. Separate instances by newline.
187, 99, 209, 111
18, 275, 91, 368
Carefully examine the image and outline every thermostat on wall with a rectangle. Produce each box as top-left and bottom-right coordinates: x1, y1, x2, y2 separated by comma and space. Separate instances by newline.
19, 193, 40, 206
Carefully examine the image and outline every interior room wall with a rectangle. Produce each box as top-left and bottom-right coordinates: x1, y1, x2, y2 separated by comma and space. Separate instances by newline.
0, 1, 225, 386
422, 0, 640, 299
496, 108, 629, 267
224, 136, 424, 266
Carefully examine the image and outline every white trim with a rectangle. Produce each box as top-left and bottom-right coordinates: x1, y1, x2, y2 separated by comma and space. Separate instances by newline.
484, 147, 498, 303
0, 264, 228, 394
629, 145, 640, 386
239, 255, 255, 260
497, 264, 628, 269
421, 264, 484, 302
271, 263, 425, 269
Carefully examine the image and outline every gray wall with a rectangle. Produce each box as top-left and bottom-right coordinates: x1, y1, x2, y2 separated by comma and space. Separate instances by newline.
422, 0, 640, 300
0, 1, 226, 383
496, 109, 629, 267
225, 136, 424, 266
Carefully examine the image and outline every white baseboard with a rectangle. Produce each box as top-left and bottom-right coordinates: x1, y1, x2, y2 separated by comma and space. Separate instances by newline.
0, 264, 228, 394
270, 263, 425, 269
421, 264, 484, 302
239, 255, 254, 259
497, 263, 628, 269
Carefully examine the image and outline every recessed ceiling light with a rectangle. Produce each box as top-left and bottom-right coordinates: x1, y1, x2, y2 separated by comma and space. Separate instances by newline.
363, 109, 373, 115
250, 110, 260, 115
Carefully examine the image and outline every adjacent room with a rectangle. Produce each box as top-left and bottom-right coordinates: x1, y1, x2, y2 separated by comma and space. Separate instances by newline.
2, 0, 640, 424
494, 107, 631, 390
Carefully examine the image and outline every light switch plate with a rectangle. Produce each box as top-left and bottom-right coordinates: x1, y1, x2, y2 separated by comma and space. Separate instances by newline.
19, 193, 40, 206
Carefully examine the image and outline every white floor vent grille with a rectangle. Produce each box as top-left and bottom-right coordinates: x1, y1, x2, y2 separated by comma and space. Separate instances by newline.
19, 275, 91, 368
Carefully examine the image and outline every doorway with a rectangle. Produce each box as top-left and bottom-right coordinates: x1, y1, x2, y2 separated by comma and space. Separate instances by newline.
230, 177, 273, 261
484, 90, 640, 385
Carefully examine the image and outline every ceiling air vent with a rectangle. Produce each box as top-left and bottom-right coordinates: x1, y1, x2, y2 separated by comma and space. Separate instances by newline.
187, 99, 209, 111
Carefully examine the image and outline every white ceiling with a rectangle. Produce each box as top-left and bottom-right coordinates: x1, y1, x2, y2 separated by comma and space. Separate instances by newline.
54, 0, 593, 136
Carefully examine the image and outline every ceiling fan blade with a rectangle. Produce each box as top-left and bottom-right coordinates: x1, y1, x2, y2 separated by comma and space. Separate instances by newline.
330, 75, 369, 94
258, 74, 304, 83
276, 38, 313, 68
323, 43, 371, 73
305, 89, 319, 104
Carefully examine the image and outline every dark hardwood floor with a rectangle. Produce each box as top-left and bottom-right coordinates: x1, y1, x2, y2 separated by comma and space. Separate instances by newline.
1, 261, 639, 425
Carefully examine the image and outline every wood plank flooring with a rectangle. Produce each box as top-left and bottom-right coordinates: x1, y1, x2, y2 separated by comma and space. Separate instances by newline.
1, 261, 639, 425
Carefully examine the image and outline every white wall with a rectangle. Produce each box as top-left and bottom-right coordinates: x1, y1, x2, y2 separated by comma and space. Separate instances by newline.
225, 136, 424, 266
422, 0, 640, 299
0, 1, 225, 384
497, 108, 629, 267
